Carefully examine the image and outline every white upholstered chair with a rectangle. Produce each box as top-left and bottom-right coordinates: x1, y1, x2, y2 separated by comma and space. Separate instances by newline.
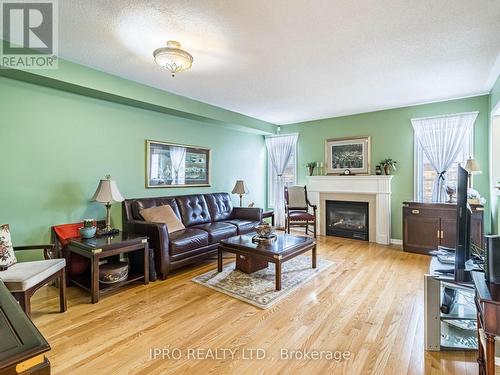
0, 244, 67, 317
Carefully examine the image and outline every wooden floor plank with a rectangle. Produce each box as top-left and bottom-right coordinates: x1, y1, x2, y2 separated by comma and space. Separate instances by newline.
30, 235, 479, 374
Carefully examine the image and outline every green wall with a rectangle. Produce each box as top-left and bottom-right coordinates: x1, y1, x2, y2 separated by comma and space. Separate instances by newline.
282, 95, 491, 240
0, 75, 268, 248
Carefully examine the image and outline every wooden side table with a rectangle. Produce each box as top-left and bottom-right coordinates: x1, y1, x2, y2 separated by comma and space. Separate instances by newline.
262, 210, 275, 226
68, 232, 149, 303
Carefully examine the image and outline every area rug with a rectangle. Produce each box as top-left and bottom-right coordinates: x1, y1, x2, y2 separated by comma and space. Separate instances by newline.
192, 255, 333, 309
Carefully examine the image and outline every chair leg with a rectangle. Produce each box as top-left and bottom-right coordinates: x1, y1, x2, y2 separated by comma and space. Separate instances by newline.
314, 220, 317, 238
305, 221, 309, 235
59, 269, 67, 313
15, 292, 31, 317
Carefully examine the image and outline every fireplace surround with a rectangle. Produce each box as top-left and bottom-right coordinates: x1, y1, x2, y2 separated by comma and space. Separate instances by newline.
306, 175, 393, 244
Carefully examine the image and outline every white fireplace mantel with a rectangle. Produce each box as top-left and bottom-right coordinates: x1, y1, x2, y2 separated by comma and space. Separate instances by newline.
306, 175, 393, 244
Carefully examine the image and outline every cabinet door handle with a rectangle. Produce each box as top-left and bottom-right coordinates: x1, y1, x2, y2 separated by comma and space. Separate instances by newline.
437, 230, 440, 239
411, 209, 420, 214
440, 230, 444, 239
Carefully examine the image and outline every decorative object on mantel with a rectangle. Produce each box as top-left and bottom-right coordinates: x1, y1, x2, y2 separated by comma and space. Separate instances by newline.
231, 180, 249, 207
91, 175, 124, 236
305, 162, 316, 176
79, 219, 97, 239
318, 162, 324, 176
342, 168, 353, 175
325, 136, 370, 175
375, 165, 382, 175
379, 158, 397, 175
153, 40, 193, 77
464, 157, 482, 188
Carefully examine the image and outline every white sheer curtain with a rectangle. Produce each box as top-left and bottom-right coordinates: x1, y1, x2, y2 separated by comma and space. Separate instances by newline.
265, 134, 298, 228
411, 112, 478, 202
170, 146, 186, 184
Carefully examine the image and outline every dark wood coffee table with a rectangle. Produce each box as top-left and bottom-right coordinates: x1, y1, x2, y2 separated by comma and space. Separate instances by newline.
218, 233, 316, 291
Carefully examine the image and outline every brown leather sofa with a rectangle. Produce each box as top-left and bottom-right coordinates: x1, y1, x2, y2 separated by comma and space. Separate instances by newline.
122, 193, 262, 280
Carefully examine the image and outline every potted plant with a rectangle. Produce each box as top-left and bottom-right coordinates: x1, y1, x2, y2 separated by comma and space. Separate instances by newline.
305, 162, 316, 176
380, 159, 397, 175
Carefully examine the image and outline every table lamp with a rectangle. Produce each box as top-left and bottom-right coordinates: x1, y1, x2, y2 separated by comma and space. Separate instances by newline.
231, 180, 249, 207
465, 157, 481, 188
91, 175, 124, 235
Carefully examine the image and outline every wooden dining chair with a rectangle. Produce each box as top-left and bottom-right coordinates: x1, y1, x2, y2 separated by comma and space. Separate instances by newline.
284, 185, 317, 238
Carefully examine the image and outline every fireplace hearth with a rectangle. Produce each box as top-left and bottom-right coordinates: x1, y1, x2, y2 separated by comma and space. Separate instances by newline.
326, 200, 369, 241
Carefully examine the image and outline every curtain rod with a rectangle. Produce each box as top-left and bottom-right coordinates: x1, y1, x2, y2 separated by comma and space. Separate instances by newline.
265, 132, 299, 139
411, 111, 479, 122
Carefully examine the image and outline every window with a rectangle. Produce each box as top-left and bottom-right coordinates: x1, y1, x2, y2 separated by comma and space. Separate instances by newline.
267, 141, 297, 207
414, 131, 472, 202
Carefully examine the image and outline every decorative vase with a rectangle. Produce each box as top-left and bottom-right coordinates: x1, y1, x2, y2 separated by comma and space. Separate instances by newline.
384, 165, 391, 175
307, 166, 315, 176
375, 166, 382, 175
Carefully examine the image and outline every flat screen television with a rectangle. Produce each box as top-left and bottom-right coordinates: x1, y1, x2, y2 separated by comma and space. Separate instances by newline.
454, 165, 472, 282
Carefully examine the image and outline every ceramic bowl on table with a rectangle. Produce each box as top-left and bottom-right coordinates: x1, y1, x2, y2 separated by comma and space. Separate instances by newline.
79, 226, 97, 239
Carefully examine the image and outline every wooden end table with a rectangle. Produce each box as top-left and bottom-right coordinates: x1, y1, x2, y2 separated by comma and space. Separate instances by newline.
68, 232, 149, 303
218, 233, 316, 291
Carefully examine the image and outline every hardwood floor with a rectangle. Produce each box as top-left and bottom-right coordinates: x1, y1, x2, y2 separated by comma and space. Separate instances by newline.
30, 236, 479, 375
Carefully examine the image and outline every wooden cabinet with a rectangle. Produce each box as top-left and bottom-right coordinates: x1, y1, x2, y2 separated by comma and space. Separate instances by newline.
403, 201, 484, 255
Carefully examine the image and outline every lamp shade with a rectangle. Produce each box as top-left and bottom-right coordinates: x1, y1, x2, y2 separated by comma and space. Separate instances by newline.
231, 180, 249, 195
465, 158, 482, 174
91, 176, 124, 203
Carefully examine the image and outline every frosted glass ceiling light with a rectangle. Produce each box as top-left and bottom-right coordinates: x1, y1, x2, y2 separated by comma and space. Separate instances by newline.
153, 41, 193, 77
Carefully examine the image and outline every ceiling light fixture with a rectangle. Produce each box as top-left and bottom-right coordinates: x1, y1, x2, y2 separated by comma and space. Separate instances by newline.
153, 40, 193, 77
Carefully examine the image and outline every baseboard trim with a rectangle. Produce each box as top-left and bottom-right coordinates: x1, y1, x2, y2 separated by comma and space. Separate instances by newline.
390, 238, 403, 246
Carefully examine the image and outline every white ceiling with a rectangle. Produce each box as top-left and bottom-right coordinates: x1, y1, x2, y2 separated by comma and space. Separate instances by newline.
59, 0, 500, 125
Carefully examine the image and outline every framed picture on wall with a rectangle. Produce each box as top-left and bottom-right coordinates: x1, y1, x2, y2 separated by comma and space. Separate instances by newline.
146, 140, 211, 188
325, 136, 371, 175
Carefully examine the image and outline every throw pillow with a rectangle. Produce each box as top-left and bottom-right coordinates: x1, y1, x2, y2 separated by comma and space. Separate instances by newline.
140, 205, 185, 234
0, 224, 17, 269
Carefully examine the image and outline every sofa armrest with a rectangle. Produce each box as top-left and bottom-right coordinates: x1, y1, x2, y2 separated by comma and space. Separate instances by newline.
232, 207, 263, 222
123, 220, 169, 278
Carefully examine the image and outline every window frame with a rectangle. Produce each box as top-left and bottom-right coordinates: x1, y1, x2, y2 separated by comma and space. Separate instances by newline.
413, 131, 473, 202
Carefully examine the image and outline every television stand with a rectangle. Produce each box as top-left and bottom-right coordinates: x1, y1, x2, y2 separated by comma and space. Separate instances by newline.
425, 257, 477, 351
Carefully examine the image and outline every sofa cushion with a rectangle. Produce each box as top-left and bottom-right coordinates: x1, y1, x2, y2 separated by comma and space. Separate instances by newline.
192, 222, 237, 244
0, 259, 65, 291
223, 219, 260, 235
139, 205, 185, 234
169, 228, 209, 256
132, 198, 180, 221
0, 224, 17, 269
176, 195, 211, 226
205, 193, 233, 222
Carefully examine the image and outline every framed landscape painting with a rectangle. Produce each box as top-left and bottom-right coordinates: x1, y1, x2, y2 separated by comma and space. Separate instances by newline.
325, 136, 371, 175
146, 140, 211, 188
